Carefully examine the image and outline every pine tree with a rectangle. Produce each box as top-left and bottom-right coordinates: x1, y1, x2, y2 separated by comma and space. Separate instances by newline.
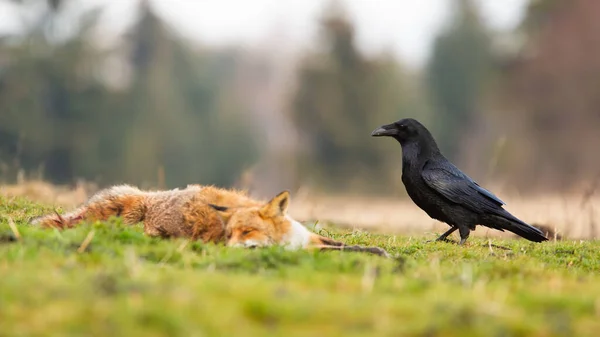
426, 0, 493, 161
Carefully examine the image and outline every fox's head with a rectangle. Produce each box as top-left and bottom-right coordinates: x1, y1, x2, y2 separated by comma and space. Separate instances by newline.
222, 190, 390, 257
225, 190, 312, 249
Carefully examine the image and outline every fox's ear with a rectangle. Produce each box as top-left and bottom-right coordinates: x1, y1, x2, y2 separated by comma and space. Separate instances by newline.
260, 190, 290, 217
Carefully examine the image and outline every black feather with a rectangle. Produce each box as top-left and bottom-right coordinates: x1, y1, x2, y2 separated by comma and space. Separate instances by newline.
371, 118, 548, 245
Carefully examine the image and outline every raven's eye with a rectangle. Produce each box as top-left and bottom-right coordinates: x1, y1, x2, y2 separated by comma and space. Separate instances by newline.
398, 124, 407, 130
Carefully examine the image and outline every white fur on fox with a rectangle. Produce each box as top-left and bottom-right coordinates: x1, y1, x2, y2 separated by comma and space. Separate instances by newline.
283, 215, 312, 250
230, 239, 263, 248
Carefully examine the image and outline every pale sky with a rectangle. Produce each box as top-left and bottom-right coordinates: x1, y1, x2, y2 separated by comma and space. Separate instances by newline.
0, 0, 528, 69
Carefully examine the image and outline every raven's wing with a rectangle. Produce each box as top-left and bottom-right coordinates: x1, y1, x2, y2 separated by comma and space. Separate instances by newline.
421, 160, 505, 214
422, 159, 546, 239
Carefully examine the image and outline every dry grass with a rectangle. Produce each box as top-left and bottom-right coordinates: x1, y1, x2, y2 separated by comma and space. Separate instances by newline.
2, 179, 598, 241
290, 192, 599, 240
0, 179, 94, 208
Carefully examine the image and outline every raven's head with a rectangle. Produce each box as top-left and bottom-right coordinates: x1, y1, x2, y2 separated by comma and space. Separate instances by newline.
370, 118, 424, 142
372, 118, 442, 159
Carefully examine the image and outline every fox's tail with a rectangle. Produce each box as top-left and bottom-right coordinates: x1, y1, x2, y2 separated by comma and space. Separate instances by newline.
30, 185, 148, 229
489, 212, 549, 242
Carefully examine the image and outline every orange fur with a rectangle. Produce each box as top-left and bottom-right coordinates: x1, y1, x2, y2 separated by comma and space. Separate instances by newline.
30, 184, 389, 257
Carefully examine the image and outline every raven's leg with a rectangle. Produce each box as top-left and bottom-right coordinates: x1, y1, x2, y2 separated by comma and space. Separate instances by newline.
426, 226, 458, 243
458, 226, 470, 245
436, 226, 458, 241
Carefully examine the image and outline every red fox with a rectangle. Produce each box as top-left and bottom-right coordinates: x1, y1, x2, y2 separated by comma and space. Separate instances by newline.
31, 184, 389, 257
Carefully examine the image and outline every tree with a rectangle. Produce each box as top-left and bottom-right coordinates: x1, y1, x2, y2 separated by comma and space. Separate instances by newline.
499, 0, 600, 190
121, 0, 259, 188
0, 0, 260, 189
426, 0, 493, 161
291, 2, 426, 193
0, 0, 116, 183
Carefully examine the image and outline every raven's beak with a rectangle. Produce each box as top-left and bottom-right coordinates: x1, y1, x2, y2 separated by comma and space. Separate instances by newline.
371, 124, 396, 137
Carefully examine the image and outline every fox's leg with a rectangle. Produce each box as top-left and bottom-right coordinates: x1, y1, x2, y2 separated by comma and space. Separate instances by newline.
315, 245, 391, 258
31, 185, 147, 230
308, 234, 391, 258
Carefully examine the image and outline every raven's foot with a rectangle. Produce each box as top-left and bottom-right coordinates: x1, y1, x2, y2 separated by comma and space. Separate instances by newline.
458, 227, 470, 246
426, 237, 459, 244
426, 226, 459, 244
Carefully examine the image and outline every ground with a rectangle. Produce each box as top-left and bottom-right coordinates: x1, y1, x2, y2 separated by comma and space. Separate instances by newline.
1, 195, 599, 337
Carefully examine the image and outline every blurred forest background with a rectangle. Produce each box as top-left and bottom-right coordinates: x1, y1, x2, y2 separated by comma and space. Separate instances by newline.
0, 0, 598, 200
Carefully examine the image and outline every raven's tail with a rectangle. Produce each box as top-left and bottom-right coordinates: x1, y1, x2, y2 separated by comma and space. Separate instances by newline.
486, 212, 549, 242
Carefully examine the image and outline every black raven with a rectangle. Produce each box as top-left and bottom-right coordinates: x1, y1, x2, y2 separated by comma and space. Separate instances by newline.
371, 118, 548, 244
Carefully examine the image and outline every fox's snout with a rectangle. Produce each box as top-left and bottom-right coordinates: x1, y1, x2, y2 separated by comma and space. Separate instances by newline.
227, 239, 263, 249
226, 229, 273, 248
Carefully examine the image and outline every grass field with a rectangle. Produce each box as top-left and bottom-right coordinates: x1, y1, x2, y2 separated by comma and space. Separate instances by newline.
1, 195, 600, 337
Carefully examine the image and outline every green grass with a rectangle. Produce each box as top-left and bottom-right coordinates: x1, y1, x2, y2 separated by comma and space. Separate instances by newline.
1, 195, 600, 337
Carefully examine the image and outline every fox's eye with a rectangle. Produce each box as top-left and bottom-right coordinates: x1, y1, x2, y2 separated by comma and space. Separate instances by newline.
241, 229, 254, 236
